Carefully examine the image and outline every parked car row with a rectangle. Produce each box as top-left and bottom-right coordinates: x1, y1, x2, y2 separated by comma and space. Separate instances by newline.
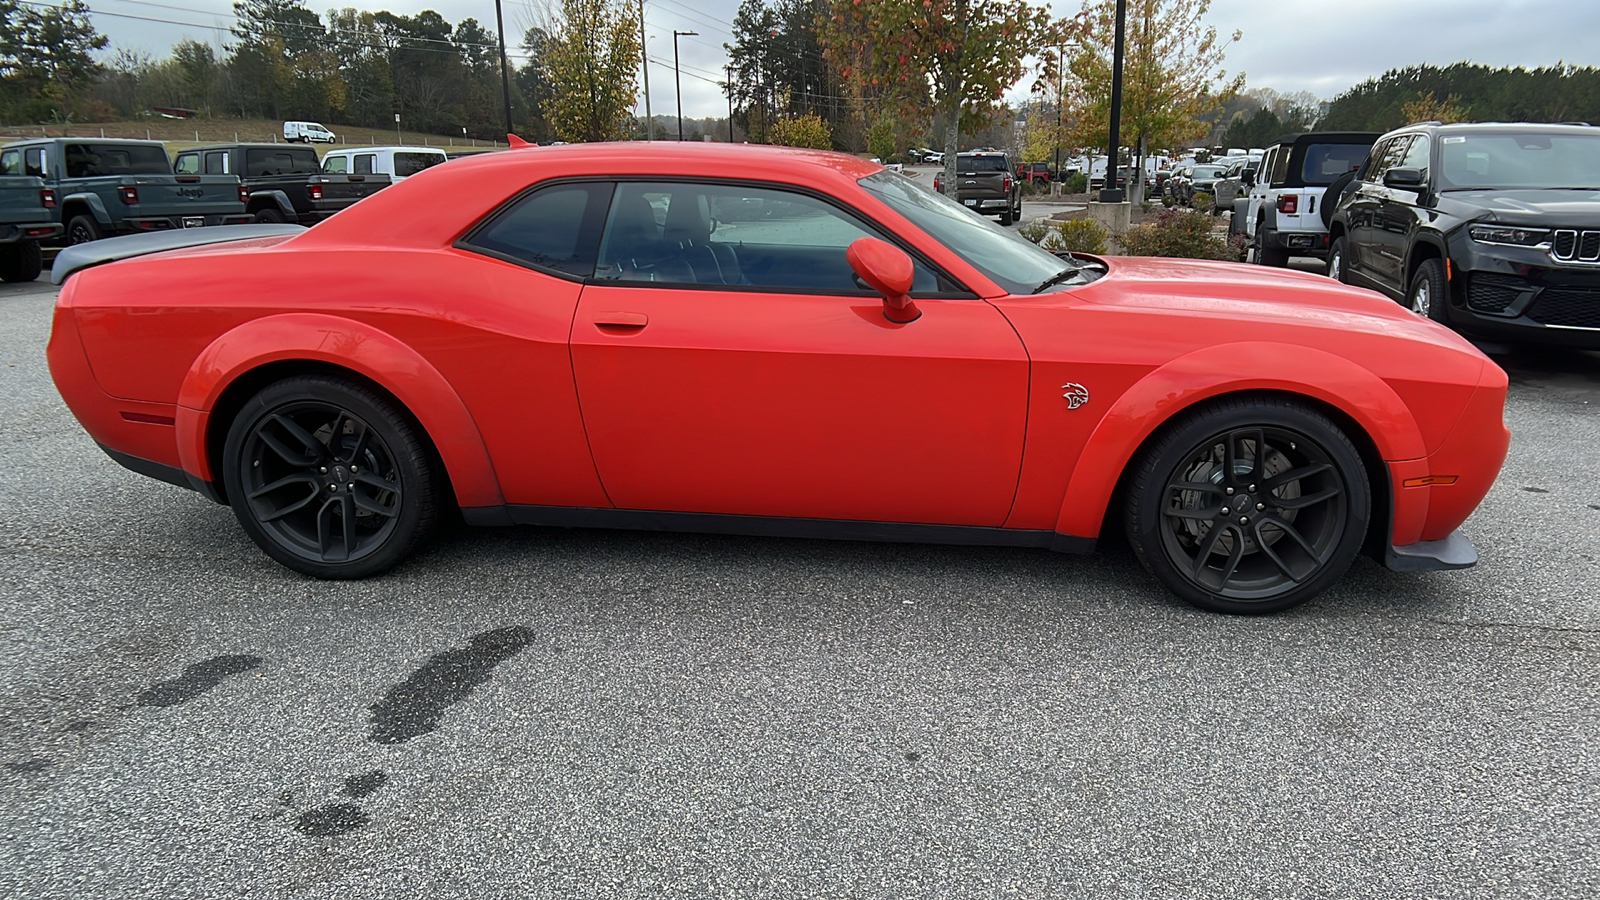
0, 136, 461, 263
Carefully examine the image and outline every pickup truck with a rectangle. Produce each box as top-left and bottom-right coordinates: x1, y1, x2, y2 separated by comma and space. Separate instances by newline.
0, 138, 250, 245
933, 151, 1021, 225
0, 150, 63, 282
173, 144, 392, 225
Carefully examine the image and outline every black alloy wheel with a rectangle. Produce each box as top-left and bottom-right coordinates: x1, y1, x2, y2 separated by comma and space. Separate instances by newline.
253, 207, 287, 224
66, 215, 101, 245
222, 375, 440, 578
1126, 397, 1369, 614
1326, 236, 1349, 283
1253, 220, 1288, 267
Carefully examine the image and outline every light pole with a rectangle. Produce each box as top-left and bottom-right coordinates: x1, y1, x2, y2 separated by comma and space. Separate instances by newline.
673, 30, 697, 141
1099, 0, 1127, 203
639, 0, 651, 139
725, 65, 734, 142
493, 0, 513, 139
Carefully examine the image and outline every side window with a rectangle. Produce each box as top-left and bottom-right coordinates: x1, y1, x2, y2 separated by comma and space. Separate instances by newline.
323, 155, 347, 174
64, 144, 99, 178
203, 151, 228, 175
1268, 148, 1290, 186
594, 181, 945, 294
24, 147, 47, 177
462, 182, 610, 278
1399, 134, 1430, 177
1367, 136, 1412, 183
354, 154, 375, 175
174, 153, 199, 175
0, 149, 19, 176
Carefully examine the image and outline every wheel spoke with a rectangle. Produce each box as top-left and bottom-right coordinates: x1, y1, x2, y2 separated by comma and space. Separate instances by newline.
1253, 521, 1306, 583
258, 485, 320, 522
272, 414, 329, 461
1166, 477, 1227, 496
1163, 505, 1216, 521
1265, 463, 1332, 491
340, 495, 357, 554
1275, 486, 1340, 511
248, 472, 317, 501
353, 469, 398, 493
1263, 513, 1322, 561
1226, 428, 1264, 484
352, 489, 398, 518
1214, 530, 1246, 586
342, 421, 371, 465
315, 496, 347, 562
1190, 523, 1226, 577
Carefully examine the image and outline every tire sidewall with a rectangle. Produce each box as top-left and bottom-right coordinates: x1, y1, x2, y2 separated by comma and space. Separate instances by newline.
1126, 399, 1371, 615
1327, 236, 1348, 283
222, 376, 436, 579
1408, 258, 1450, 325
66, 215, 100, 245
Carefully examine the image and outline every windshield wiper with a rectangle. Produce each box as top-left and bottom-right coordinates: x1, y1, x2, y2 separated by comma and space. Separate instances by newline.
1032, 263, 1083, 294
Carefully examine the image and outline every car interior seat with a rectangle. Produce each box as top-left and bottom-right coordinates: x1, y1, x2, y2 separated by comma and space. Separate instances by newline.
662, 192, 745, 285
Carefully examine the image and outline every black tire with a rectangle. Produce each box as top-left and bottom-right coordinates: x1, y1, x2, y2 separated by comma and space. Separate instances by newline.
222, 375, 442, 579
253, 207, 287, 224
1320, 171, 1358, 230
1407, 258, 1449, 324
66, 215, 101, 245
999, 204, 1014, 226
0, 241, 43, 283
1124, 396, 1370, 614
1326, 236, 1349, 283
1253, 220, 1288, 267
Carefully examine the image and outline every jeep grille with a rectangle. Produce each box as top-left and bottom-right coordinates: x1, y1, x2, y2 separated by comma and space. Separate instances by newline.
1552, 229, 1600, 262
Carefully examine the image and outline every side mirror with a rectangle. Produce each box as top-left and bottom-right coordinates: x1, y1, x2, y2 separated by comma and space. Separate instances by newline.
1241, 171, 1255, 187
846, 237, 920, 324
1384, 167, 1425, 189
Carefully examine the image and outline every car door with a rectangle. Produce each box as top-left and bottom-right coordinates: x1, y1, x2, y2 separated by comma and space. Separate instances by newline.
1344, 136, 1403, 289
1381, 134, 1431, 291
570, 180, 1030, 526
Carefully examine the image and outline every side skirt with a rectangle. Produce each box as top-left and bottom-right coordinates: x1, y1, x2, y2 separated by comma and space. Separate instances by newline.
461, 504, 1096, 554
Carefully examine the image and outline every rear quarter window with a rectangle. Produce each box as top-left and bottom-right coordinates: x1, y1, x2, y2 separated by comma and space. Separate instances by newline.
395, 153, 445, 176
1300, 143, 1371, 185
246, 148, 322, 176
461, 182, 611, 278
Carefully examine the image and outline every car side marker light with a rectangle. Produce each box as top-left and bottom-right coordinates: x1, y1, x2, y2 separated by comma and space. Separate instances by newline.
1403, 475, 1458, 487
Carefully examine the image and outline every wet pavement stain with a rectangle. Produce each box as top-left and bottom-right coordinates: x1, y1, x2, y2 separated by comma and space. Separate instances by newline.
342, 770, 387, 799
136, 654, 263, 708
294, 803, 371, 837
1522, 487, 1551, 494
367, 626, 535, 745
5, 758, 50, 773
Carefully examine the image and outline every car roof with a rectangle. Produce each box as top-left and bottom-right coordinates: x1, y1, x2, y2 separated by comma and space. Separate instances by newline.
326, 146, 448, 154
3, 137, 166, 147
179, 143, 319, 152
1389, 121, 1597, 135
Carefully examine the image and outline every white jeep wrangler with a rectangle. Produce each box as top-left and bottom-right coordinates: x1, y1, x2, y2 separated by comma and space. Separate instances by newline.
1234, 132, 1378, 266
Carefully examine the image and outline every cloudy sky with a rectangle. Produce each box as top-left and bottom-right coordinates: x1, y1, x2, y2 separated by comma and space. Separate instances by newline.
86, 0, 1600, 122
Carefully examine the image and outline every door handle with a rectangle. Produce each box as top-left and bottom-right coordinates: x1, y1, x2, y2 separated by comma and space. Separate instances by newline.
593, 311, 648, 329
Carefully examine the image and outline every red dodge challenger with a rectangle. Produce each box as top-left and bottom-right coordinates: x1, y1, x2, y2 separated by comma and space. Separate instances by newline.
46, 143, 1509, 614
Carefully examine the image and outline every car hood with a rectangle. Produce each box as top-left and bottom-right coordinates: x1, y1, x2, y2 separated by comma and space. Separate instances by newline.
1440, 189, 1600, 226
1066, 256, 1479, 351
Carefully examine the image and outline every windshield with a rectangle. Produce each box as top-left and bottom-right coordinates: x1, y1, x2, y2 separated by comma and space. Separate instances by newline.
1437, 131, 1600, 190
859, 171, 1074, 295
395, 152, 445, 176
956, 155, 1008, 173
1193, 166, 1225, 179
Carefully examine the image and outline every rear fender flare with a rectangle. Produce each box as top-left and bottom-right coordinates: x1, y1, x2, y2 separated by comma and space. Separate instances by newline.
174, 313, 503, 507
1052, 342, 1426, 539
247, 189, 295, 217
61, 192, 113, 227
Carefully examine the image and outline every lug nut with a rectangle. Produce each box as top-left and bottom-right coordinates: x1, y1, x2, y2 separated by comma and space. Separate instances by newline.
328, 484, 337, 491
1248, 484, 1256, 492
319, 466, 327, 473
1221, 507, 1230, 515
1225, 487, 1235, 495
1256, 503, 1265, 511
1240, 516, 1249, 524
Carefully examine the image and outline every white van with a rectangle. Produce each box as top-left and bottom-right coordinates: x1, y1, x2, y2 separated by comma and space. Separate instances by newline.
320, 146, 448, 182
283, 121, 337, 144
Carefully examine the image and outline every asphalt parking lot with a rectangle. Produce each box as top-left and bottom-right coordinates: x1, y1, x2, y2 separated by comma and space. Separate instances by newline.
1, 274, 1596, 898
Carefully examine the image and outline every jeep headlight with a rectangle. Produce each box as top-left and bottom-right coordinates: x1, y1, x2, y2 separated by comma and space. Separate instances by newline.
1468, 224, 1551, 247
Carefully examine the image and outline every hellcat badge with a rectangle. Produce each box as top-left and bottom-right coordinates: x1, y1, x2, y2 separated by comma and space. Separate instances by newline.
1061, 383, 1089, 409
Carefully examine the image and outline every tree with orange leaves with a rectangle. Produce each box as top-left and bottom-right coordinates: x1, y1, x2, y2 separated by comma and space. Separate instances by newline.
821, 0, 1049, 197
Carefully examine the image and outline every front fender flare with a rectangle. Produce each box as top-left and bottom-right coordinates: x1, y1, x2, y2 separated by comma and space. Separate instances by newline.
61, 192, 114, 227
1053, 342, 1427, 539
173, 313, 503, 508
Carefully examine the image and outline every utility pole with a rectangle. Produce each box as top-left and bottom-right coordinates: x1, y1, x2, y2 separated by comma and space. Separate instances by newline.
1099, 0, 1127, 203
494, 0, 513, 138
1054, 40, 1063, 178
674, 30, 697, 141
726, 65, 734, 142
639, 0, 652, 140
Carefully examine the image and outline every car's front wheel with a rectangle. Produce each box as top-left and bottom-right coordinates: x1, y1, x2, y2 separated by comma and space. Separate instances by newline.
1125, 397, 1370, 614
1408, 258, 1449, 324
222, 375, 442, 578
1326, 236, 1349, 283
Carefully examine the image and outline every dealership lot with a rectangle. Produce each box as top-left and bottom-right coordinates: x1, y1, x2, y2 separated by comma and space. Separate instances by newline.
1, 276, 1596, 897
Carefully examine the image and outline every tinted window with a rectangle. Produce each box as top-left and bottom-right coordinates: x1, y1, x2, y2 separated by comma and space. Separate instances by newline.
1399, 135, 1430, 176
1365, 136, 1412, 183
203, 151, 227, 175
63, 143, 172, 177
245, 148, 321, 176
1268, 149, 1291, 185
595, 181, 945, 293
1300, 143, 1371, 185
395, 152, 444, 176
1, 149, 20, 176
323, 155, 348, 174
24, 147, 46, 177
956, 155, 1009, 173
353, 154, 374, 175
1434, 131, 1600, 190
174, 153, 199, 175
464, 182, 610, 278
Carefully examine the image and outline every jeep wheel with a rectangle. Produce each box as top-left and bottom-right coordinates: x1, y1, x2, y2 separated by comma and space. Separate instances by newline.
66, 215, 101, 245
0, 241, 43, 283
1253, 221, 1288, 267
254, 208, 287, 224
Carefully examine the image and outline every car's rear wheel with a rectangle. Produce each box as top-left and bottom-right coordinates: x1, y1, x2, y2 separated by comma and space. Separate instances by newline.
66, 215, 101, 245
1253, 221, 1288, 267
1125, 397, 1370, 614
1408, 258, 1449, 324
222, 375, 441, 579
1326, 236, 1349, 283
0, 241, 43, 283
253, 207, 287, 224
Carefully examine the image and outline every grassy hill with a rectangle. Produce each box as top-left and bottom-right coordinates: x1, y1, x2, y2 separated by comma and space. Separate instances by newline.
0, 117, 505, 154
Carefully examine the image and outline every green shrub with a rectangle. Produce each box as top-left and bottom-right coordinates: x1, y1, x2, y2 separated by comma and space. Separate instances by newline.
1189, 191, 1214, 213
1041, 217, 1109, 255
1117, 208, 1236, 260
1017, 218, 1050, 244
1061, 172, 1088, 194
